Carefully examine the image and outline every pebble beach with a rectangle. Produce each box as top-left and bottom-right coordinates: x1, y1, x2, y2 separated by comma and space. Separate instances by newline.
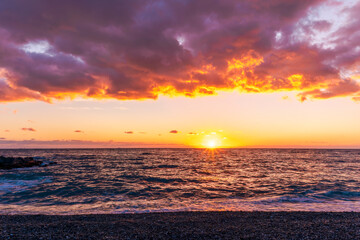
1, 211, 360, 239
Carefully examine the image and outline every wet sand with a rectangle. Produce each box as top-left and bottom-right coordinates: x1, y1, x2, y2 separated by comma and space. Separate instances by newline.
1, 211, 360, 239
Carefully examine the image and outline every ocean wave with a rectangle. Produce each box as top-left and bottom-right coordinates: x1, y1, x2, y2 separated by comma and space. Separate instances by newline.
254, 196, 324, 204
316, 190, 360, 199
0, 178, 52, 195
143, 177, 185, 183
141, 164, 179, 170
33, 157, 47, 160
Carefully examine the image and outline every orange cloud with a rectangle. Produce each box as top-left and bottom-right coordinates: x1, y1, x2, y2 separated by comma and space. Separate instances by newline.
298, 79, 360, 101
124, 131, 134, 134
169, 130, 178, 134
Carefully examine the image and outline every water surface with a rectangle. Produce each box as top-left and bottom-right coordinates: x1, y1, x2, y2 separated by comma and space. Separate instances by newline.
1, 148, 360, 214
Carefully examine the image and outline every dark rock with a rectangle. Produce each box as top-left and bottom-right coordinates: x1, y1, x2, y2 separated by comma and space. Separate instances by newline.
0, 156, 56, 169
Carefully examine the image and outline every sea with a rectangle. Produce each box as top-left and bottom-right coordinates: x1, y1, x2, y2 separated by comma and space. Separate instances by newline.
1, 148, 360, 214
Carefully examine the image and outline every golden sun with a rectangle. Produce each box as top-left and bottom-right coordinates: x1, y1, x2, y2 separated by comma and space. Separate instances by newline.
204, 139, 219, 149
189, 130, 228, 148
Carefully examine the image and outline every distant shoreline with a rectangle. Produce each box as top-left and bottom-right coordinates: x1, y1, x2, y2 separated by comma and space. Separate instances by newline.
1, 211, 360, 239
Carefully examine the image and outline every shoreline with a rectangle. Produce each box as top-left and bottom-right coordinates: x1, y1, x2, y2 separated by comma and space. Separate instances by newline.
1, 211, 360, 239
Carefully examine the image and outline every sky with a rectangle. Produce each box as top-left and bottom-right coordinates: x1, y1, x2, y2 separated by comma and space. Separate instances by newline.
0, 0, 360, 148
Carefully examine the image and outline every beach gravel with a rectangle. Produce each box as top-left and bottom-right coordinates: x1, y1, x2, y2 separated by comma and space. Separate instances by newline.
1, 211, 360, 239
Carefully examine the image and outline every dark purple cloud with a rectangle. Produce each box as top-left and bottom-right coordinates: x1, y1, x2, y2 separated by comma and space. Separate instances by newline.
0, 0, 359, 102
21, 128, 36, 132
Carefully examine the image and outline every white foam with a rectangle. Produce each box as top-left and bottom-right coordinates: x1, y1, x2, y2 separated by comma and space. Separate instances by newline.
0, 178, 52, 195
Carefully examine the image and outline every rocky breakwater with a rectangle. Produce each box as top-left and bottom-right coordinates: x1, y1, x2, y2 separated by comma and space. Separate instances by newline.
0, 156, 56, 169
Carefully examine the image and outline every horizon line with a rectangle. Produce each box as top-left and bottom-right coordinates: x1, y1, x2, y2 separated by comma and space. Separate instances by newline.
1, 147, 360, 150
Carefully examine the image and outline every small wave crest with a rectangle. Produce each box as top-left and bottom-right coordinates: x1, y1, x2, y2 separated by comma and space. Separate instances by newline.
0, 177, 52, 195
255, 196, 324, 204
143, 177, 185, 183
315, 190, 360, 200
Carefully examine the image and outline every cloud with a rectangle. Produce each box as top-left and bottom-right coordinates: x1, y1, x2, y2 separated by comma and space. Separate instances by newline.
21, 128, 36, 132
114, 106, 128, 110
61, 107, 102, 110
169, 130, 178, 134
124, 131, 134, 134
298, 79, 360, 101
0, 139, 184, 148
74, 130, 84, 133
0, 0, 359, 102
0, 137, 6, 140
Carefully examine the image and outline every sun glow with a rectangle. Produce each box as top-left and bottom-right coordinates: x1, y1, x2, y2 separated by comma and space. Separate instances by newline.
185, 129, 234, 148
205, 139, 218, 148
